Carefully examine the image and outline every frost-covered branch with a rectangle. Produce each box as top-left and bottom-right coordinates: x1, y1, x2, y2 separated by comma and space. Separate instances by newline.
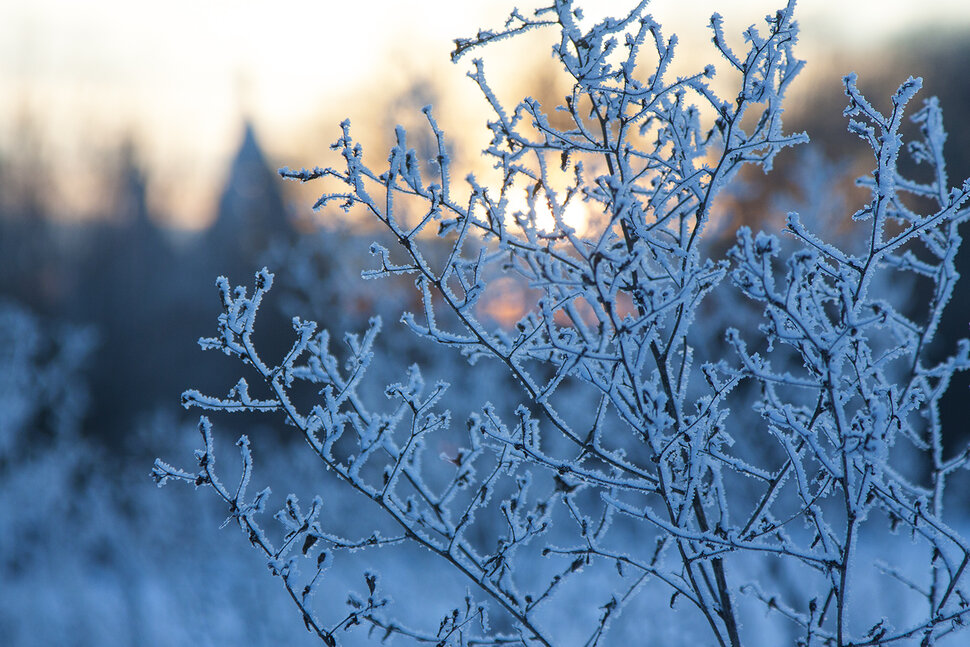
159, 1, 970, 645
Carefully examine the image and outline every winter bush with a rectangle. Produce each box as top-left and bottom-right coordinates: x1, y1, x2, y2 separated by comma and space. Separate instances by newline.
156, 1, 970, 645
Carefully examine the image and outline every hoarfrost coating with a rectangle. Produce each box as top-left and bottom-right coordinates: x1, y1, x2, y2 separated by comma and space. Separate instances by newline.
157, 1, 970, 646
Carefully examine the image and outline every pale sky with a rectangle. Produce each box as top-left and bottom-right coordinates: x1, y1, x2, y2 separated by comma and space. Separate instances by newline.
2, 0, 968, 227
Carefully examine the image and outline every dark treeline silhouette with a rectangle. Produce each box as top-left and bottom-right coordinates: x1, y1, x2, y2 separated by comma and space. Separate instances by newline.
1, 29, 969, 459
0, 122, 298, 454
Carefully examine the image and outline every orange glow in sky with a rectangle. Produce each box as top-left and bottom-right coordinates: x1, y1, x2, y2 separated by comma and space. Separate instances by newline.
1, 1, 968, 228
